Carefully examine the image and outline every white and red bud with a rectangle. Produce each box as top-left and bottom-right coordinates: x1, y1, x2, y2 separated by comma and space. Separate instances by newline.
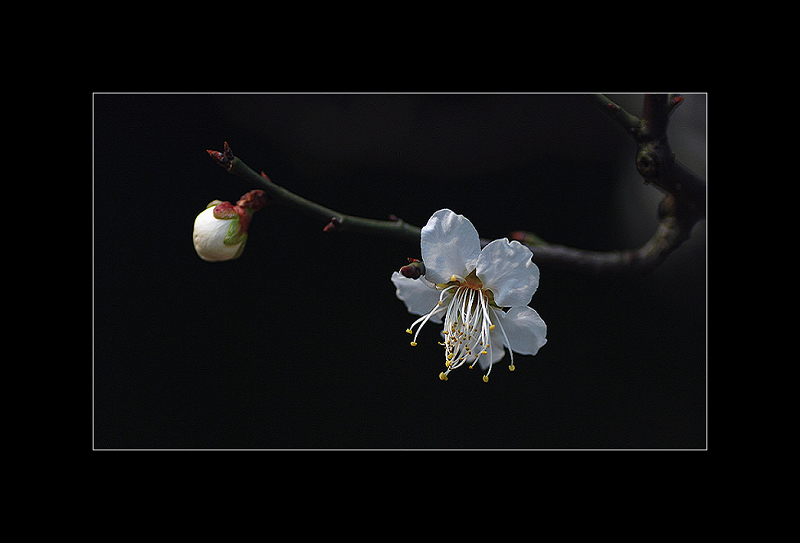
193, 190, 268, 262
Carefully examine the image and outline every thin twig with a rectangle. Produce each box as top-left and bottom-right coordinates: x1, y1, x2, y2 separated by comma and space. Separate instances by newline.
208, 144, 421, 241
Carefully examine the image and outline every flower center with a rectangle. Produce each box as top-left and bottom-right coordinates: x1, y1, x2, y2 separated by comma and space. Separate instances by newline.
441, 283, 495, 379
405, 272, 511, 382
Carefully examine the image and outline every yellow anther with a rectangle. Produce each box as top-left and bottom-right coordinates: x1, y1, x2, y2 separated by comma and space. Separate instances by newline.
439, 372, 449, 381
410, 341, 417, 346
406, 328, 413, 334
489, 324, 496, 330
480, 350, 488, 355
482, 375, 489, 383
509, 364, 515, 372
445, 360, 451, 368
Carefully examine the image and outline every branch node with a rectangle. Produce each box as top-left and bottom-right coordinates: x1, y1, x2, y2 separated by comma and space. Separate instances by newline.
323, 217, 342, 233
636, 141, 667, 178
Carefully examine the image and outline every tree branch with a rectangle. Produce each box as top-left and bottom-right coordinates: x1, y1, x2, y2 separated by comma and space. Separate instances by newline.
207, 94, 705, 275
510, 194, 693, 274
207, 143, 421, 241
588, 94, 706, 219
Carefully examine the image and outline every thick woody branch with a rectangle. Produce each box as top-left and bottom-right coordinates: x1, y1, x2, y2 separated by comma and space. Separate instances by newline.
510, 194, 692, 274
589, 94, 706, 219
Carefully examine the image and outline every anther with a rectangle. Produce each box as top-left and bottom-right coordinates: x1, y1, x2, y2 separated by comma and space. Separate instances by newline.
482, 375, 489, 383
439, 372, 449, 381
406, 329, 413, 334
410, 341, 417, 347
508, 364, 515, 372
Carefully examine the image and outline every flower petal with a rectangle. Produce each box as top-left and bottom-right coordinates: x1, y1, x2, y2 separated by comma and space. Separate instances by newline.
476, 238, 539, 307
391, 272, 444, 323
421, 209, 482, 285
493, 305, 547, 356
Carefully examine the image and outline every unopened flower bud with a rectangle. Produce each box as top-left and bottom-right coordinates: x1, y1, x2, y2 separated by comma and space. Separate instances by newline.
193, 190, 267, 262
400, 258, 426, 279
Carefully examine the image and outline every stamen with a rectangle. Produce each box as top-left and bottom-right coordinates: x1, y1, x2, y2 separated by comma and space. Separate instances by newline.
490, 306, 515, 371
408, 277, 514, 383
407, 299, 447, 345
439, 284, 458, 302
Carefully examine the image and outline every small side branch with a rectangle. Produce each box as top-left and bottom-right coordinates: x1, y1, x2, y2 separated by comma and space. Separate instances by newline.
587, 94, 640, 134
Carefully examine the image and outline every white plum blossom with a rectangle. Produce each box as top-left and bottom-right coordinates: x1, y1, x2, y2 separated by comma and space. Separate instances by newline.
392, 209, 547, 382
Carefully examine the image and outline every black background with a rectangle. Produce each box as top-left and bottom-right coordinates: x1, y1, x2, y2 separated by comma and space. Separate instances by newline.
93, 93, 706, 449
